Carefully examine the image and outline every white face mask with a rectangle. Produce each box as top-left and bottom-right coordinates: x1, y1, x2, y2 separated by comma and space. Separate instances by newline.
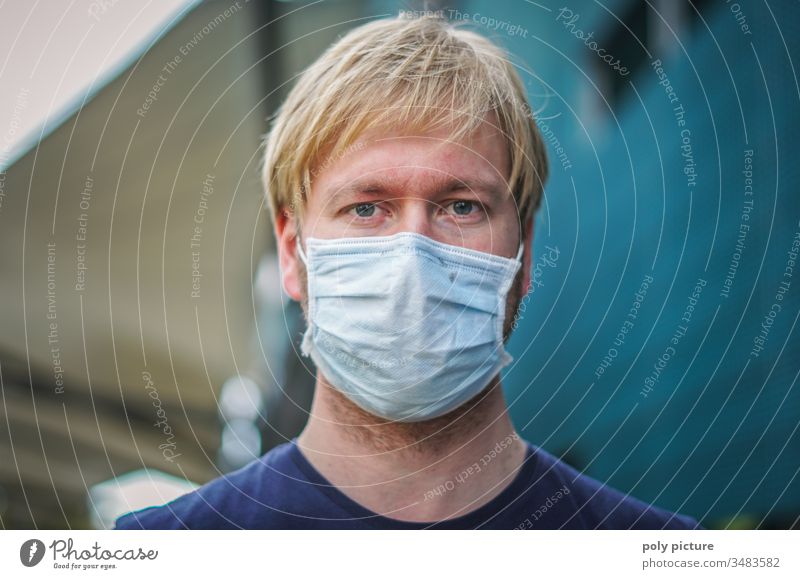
296, 231, 523, 422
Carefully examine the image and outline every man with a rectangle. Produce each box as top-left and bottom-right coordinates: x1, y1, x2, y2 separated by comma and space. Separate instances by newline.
115, 15, 701, 530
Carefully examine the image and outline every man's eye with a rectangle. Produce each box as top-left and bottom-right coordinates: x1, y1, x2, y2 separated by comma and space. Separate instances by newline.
449, 200, 477, 216
352, 202, 376, 218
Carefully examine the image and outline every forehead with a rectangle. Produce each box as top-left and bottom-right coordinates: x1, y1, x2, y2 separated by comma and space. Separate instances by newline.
309, 112, 511, 200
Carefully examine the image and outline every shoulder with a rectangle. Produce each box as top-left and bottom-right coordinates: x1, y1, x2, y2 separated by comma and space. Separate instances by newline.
523, 442, 702, 530
114, 442, 299, 530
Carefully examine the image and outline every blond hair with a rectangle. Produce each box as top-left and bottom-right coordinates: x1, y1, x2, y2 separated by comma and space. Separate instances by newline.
262, 15, 548, 226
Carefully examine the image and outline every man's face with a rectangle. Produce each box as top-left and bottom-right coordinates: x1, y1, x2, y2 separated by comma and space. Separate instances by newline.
277, 113, 533, 343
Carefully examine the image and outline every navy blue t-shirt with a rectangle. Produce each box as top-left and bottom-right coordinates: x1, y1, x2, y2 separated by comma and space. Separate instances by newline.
114, 439, 702, 529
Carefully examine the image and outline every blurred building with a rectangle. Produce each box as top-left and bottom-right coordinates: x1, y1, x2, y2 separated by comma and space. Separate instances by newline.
0, 0, 315, 528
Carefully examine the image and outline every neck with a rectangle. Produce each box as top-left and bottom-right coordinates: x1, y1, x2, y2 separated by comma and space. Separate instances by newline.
297, 373, 526, 522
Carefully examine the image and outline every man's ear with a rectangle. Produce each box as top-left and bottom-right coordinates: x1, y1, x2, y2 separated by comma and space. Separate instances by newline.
521, 216, 534, 295
275, 209, 303, 301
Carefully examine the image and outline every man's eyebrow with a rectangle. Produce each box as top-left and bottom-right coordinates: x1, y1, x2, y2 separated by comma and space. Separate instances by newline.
325, 177, 507, 204
325, 183, 389, 207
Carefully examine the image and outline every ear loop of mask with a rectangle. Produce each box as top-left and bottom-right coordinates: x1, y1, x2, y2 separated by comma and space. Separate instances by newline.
296, 236, 308, 265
